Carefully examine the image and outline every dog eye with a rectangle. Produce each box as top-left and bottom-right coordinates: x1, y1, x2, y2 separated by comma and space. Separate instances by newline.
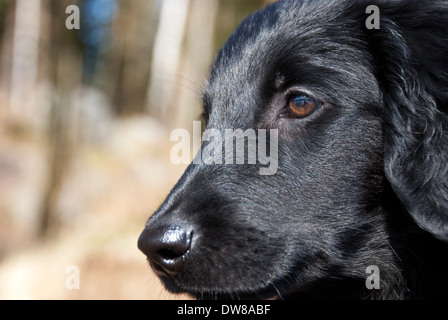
287, 95, 317, 118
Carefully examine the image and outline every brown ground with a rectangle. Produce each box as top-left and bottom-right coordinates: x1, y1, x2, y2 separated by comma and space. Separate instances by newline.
0, 115, 192, 300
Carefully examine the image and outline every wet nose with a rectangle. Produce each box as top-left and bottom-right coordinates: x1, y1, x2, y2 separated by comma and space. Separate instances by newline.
138, 225, 192, 277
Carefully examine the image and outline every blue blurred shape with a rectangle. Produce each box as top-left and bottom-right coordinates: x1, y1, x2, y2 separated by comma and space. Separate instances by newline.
78, 0, 118, 83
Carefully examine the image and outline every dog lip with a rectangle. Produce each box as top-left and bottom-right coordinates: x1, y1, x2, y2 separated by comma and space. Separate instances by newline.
149, 261, 175, 279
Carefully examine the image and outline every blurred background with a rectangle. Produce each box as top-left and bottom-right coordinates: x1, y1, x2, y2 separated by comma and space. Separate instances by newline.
0, 0, 273, 299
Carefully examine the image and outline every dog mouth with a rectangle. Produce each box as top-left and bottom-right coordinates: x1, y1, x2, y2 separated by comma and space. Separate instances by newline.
191, 290, 280, 300
154, 267, 290, 300
163, 279, 282, 300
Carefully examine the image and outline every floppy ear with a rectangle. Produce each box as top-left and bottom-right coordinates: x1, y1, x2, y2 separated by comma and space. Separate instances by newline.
367, 3, 448, 241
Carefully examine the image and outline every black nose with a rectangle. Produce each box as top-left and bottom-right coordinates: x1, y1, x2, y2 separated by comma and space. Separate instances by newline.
138, 225, 192, 277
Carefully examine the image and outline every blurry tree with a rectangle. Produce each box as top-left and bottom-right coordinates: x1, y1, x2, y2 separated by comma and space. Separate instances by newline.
168, 0, 219, 130
108, 0, 155, 115
9, 0, 41, 118
0, 0, 14, 109
39, 0, 83, 237
146, 0, 271, 130
146, 0, 191, 127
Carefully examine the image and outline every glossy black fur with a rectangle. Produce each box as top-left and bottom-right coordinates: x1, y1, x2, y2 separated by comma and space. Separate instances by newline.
141, 0, 448, 299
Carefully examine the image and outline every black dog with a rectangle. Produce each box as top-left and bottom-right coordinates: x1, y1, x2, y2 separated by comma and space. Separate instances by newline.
138, 0, 448, 299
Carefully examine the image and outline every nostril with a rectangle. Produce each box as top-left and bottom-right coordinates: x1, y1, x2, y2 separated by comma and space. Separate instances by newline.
138, 225, 192, 277
158, 248, 184, 260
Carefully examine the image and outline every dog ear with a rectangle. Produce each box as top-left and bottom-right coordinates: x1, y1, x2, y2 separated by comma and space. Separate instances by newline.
367, 5, 448, 241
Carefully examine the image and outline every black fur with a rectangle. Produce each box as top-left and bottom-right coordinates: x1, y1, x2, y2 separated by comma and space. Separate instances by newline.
140, 0, 448, 299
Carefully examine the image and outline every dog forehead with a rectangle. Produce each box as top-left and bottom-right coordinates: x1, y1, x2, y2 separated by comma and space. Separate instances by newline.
203, 1, 292, 128
203, 0, 369, 128
205, 0, 353, 89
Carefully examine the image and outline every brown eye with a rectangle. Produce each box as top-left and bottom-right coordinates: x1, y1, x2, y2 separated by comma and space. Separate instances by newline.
287, 95, 317, 118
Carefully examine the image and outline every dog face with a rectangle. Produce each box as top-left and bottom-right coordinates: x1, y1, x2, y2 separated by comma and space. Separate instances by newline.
139, 0, 448, 299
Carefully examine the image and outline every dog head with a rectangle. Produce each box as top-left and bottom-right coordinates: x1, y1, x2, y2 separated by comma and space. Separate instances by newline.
139, 0, 448, 299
